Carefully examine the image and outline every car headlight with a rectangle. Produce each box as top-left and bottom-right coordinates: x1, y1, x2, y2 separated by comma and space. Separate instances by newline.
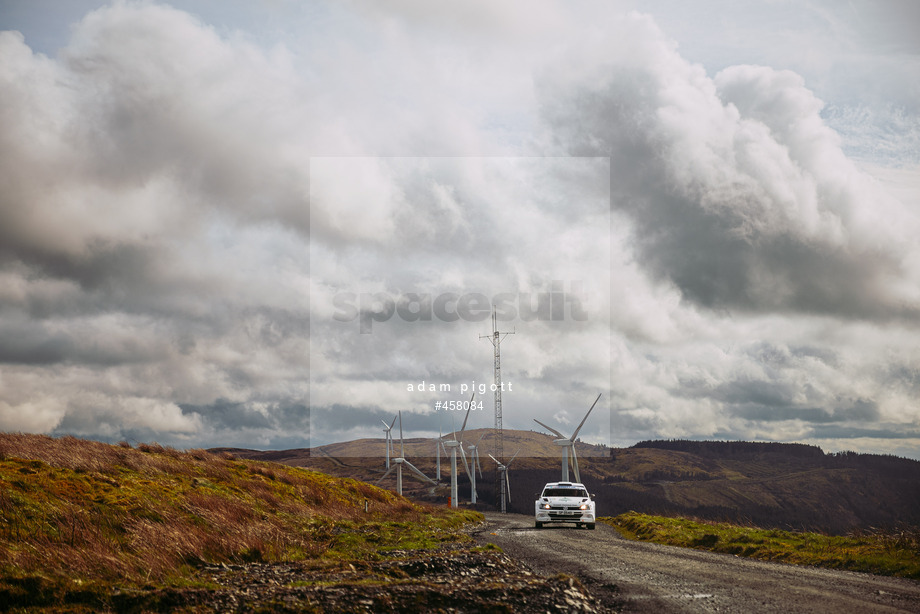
579, 504, 588, 510
542, 504, 551, 509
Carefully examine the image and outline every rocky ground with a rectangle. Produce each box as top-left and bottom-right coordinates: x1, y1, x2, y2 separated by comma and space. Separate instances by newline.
104, 541, 618, 613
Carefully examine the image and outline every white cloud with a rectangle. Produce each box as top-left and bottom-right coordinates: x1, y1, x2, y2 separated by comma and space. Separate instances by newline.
0, 1, 918, 458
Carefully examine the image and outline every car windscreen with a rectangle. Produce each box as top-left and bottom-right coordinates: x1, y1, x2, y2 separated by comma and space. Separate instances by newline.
542, 488, 587, 498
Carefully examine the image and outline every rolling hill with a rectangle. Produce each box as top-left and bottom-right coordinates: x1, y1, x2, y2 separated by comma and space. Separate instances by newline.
218, 433, 920, 535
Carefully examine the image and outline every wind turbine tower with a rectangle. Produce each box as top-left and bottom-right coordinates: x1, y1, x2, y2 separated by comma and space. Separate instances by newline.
489, 448, 520, 513
381, 414, 397, 469
436, 428, 443, 481
443, 395, 474, 508
480, 308, 513, 505
466, 433, 485, 504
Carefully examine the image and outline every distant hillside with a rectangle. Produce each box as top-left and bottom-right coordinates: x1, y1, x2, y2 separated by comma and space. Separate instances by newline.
218, 428, 607, 460
222, 434, 920, 534
633, 439, 825, 458
586, 440, 920, 534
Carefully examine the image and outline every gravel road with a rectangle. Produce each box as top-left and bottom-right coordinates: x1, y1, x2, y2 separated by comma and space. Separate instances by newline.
471, 512, 920, 613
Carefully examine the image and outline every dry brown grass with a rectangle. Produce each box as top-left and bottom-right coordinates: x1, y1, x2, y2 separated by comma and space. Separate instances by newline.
0, 432, 477, 599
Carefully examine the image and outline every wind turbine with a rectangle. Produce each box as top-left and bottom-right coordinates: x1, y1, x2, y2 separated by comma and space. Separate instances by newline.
435, 410, 449, 482
442, 394, 474, 508
381, 414, 397, 469
533, 393, 602, 484
489, 448, 520, 514
436, 427, 443, 481
465, 432, 485, 504
375, 411, 436, 495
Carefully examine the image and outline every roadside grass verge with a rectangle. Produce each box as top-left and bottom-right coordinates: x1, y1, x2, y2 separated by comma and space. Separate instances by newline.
600, 511, 920, 579
0, 433, 481, 610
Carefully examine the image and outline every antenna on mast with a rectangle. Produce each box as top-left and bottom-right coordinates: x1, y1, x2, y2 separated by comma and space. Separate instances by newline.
480, 305, 514, 508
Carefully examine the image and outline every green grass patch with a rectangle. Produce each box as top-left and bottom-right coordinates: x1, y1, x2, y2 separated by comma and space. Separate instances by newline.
600, 511, 920, 579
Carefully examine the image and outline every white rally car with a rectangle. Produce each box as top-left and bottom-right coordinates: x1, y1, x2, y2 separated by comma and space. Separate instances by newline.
534, 481, 595, 530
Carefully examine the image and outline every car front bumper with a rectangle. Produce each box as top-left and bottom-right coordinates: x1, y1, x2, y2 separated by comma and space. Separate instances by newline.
535, 510, 595, 524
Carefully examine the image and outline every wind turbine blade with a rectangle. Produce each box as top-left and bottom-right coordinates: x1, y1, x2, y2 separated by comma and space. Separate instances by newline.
375, 465, 396, 485
507, 448, 521, 466
389, 414, 398, 430
534, 418, 565, 439
475, 450, 483, 478
571, 446, 580, 483
459, 446, 472, 479
381, 419, 391, 430
402, 460, 437, 485
505, 471, 512, 502
399, 411, 404, 458
458, 393, 475, 439
570, 393, 602, 441
488, 453, 500, 465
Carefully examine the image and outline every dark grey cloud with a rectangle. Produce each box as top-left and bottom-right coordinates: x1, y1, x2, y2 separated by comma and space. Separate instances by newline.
714, 379, 797, 409
732, 400, 880, 424
808, 423, 920, 440
0, 242, 167, 313
0, 318, 164, 366
537, 43, 919, 322
180, 400, 273, 430
311, 404, 390, 433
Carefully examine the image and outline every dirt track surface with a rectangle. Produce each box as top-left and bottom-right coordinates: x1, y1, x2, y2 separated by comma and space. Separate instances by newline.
470, 512, 920, 613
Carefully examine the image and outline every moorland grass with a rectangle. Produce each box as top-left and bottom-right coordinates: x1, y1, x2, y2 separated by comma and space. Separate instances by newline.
601, 511, 920, 579
0, 433, 481, 609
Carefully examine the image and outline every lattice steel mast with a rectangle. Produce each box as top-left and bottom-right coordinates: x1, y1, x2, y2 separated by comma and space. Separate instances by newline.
480, 308, 513, 507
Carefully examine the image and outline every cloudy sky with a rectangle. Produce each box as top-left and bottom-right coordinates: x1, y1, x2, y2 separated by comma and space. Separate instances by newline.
1, 1, 919, 459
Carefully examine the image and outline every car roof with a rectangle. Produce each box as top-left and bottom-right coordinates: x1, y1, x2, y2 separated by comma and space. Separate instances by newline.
542, 482, 587, 488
